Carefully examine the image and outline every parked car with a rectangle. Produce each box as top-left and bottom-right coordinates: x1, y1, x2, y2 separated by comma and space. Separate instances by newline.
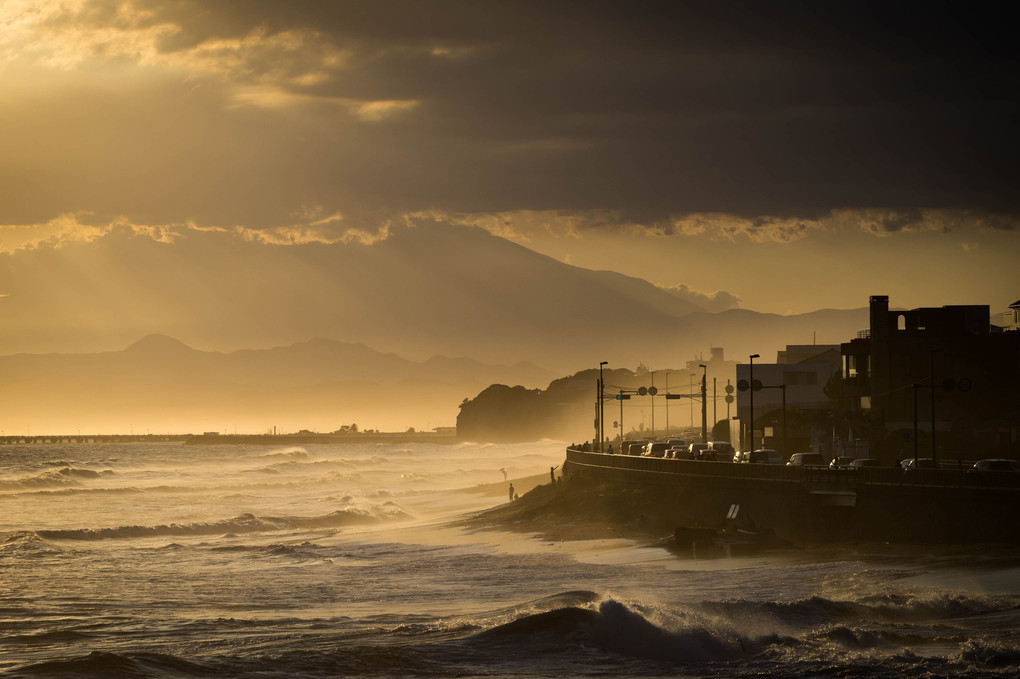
969, 459, 1020, 472
849, 458, 882, 469
643, 442, 671, 458
787, 452, 826, 466
829, 456, 856, 469
735, 449, 782, 464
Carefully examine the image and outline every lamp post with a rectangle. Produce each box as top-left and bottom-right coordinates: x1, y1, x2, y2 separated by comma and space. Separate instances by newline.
664, 370, 671, 435
699, 364, 708, 443
599, 361, 608, 452
650, 370, 655, 439
930, 348, 938, 464
689, 374, 694, 428
749, 354, 759, 452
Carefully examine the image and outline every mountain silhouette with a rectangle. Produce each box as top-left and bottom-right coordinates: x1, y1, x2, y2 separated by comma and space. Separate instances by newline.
0, 219, 868, 374
0, 336, 555, 434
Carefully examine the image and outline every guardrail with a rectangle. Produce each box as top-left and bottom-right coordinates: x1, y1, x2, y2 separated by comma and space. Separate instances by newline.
564, 448, 1020, 490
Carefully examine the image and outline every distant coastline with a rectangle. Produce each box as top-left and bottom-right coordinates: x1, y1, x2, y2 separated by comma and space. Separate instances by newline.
0, 431, 459, 446
184, 431, 459, 445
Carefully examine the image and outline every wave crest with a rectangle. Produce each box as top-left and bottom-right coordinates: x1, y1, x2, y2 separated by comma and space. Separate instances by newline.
35, 504, 411, 541
469, 598, 762, 663
0, 466, 109, 491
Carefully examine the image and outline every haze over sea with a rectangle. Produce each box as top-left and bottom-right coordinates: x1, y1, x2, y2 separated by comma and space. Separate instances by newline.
1, 438, 1018, 677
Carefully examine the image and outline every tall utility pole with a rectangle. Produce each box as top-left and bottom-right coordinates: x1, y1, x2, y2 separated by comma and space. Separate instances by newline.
699, 364, 708, 443
599, 361, 608, 452
650, 370, 655, 439
689, 374, 694, 427
664, 371, 671, 435
930, 349, 938, 464
749, 354, 759, 451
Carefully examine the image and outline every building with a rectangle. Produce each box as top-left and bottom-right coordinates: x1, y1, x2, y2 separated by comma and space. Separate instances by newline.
840, 295, 1020, 462
735, 344, 842, 457
1005, 300, 1020, 332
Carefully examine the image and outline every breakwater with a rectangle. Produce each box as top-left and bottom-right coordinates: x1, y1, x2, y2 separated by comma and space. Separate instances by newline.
563, 448, 1020, 544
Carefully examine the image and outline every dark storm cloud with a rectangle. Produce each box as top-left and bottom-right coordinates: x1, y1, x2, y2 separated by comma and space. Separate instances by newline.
23, 1, 1020, 223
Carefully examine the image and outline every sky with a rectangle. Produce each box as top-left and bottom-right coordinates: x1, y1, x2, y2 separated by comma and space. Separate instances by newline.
1, 0, 1018, 331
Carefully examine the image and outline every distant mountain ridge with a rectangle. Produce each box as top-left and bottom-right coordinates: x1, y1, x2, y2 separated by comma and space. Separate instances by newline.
0, 219, 876, 435
0, 334, 555, 387
0, 335, 556, 434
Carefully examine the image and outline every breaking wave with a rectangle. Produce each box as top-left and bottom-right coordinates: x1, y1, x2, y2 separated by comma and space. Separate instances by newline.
0, 531, 64, 555
35, 504, 411, 541
0, 467, 112, 491
258, 448, 310, 462
11, 651, 214, 677
697, 592, 1020, 629
464, 597, 776, 664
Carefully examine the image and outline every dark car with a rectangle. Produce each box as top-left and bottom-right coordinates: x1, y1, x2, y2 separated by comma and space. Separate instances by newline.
735, 449, 782, 464
969, 459, 1020, 472
849, 458, 882, 469
688, 442, 711, 460
643, 442, 670, 458
708, 441, 735, 460
787, 452, 826, 466
902, 457, 937, 470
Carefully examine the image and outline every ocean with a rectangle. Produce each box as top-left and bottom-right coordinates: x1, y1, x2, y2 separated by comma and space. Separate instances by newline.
2, 439, 1019, 677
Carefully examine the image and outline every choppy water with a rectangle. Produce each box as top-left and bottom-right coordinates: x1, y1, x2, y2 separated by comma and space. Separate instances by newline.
2, 440, 1019, 677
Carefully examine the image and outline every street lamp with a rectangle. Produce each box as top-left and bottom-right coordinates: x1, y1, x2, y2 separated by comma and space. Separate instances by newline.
650, 370, 655, 439
749, 354, 759, 452
664, 370, 672, 435
699, 364, 707, 444
599, 361, 608, 452
930, 348, 938, 464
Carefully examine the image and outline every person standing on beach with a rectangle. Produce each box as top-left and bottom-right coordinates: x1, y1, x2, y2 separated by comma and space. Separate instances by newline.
508, 483, 514, 502
550, 465, 558, 484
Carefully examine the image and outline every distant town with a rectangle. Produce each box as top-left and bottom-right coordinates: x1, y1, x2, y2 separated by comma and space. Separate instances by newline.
459, 294, 1020, 467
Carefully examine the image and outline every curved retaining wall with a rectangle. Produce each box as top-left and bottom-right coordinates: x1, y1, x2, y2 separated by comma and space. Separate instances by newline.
563, 449, 1020, 544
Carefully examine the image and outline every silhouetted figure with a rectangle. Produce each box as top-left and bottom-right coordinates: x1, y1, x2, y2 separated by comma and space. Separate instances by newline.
500, 467, 507, 482
514, 492, 519, 501
608, 444, 613, 454
508, 483, 514, 502
550, 465, 558, 484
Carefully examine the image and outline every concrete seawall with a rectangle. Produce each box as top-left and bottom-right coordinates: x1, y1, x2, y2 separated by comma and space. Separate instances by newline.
563, 449, 1020, 544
